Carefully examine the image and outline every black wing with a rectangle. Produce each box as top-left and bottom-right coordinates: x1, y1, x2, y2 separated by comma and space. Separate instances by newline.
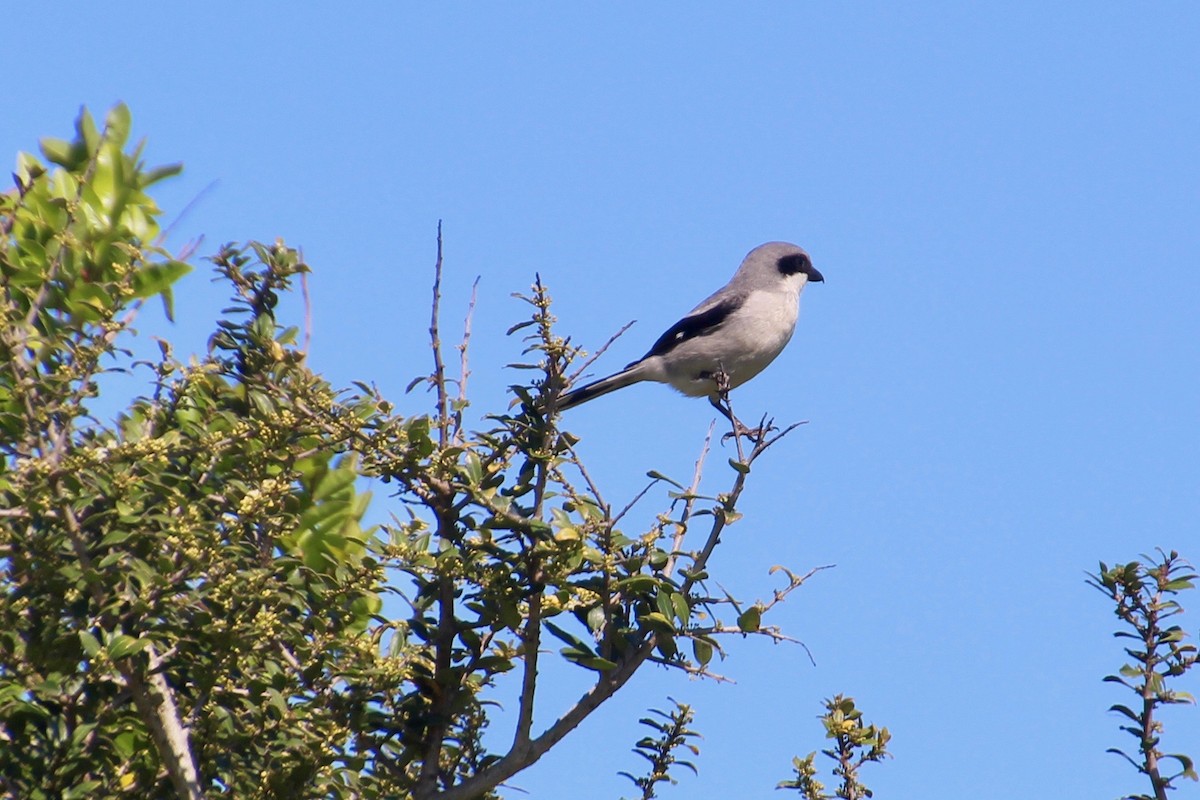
638, 298, 739, 362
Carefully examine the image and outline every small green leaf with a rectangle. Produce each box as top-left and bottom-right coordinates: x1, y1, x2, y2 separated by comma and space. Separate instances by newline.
107, 635, 150, 660
105, 103, 132, 148
640, 612, 675, 634
656, 632, 678, 659
646, 470, 686, 490
586, 605, 606, 634
671, 592, 690, 623
40, 137, 77, 167
100, 529, 134, 547
617, 575, 660, 594
576, 655, 618, 672
1107, 703, 1139, 723
131, 260, 192, 299
506, 319, 535, 335
544, 620, 595, 654
737, 607, 761, 633
78, 631, 102, 658
460, 450, 484, 485
656, 590, 674, 621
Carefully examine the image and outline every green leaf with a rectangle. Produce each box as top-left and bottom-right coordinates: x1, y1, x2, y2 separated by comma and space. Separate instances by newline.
1164, 753, 1197, 780
63, 780, 103, 800
640, 612, 675, 634
656, 632, 677, 659
131, 260, 192, 299
728, 458, 750, 474
617, 574, 660, 594
506, 319, 535, 336
737, 607, 761, 633
71, 721, 99, 747
78, 631, 102, 658
656, 590, 675, 621
144, 162, 184, 184
692, 638, 713, 666
76, 106, 100, 156
544, 620, 595, 655
576, 655, 618, 672
586, 605, 606, 634
105, 103, 133, 148
646, 469, 686, 490
671, 592, 690, 624
1107, 703, 1139, 723
100, 529, 134, 547
40, 136, 77, 167
107, 635, 150, 660
460, 450, 484, 485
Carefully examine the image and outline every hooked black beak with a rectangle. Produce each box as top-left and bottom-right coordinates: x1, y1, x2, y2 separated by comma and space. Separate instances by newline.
805, 265, 824, 283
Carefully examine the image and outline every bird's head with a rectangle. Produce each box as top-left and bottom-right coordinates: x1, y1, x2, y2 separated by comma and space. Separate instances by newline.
742, 241, 823, 285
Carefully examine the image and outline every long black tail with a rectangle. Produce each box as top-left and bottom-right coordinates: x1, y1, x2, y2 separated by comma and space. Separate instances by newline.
557, 366, 643, 411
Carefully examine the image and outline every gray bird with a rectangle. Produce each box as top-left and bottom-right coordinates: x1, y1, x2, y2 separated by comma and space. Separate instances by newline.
557, 242, 822, 427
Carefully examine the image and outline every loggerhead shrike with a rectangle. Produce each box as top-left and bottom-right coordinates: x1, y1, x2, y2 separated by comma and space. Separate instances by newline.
556, 242, 822, 427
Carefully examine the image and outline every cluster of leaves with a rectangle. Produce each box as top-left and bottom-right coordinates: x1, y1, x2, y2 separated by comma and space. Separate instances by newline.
618, 699, 701, 800
0, 107, 392, 798
0, 107, 819, 799
779, 695, 891, 800
1088, 550, 1198, 800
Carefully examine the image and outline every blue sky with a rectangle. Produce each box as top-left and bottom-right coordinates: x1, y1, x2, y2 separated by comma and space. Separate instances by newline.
5, 4, 1199, 798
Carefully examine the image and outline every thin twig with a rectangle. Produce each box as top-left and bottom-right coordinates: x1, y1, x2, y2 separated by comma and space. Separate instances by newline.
456, 276, 480, 432
719, 378, 747, 464
156, 179, 218, 247
560, 444, 611, 518
429, 221, 450, 447
663, 424, 713, 579
762, 421, 808, 449
611, 480, 659, 527
679, 418, 803, 600
643, 658, 735, 683
566, 320, 636, 384
300, 263, 312, 362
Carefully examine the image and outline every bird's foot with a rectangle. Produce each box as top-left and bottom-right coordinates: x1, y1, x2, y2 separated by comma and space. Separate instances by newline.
720, 417, 777, 443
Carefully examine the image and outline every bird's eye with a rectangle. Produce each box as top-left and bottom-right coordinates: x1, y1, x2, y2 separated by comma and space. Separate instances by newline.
777, 254, 811, 275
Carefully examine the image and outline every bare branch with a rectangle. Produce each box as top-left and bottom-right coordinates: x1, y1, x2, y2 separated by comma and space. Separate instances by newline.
558, 443, 611, 518
566, 320, 636, 384
611, 479, 658, 527
429, 221, 450, 447
300, 262, 312, 362
663, 424, 713, 579
156, 179, 218, 248
512, 589, 542, 750
456, 276, 480, 429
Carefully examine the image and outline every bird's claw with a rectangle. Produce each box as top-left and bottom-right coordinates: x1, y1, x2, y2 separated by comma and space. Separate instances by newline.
721, 420, 776, 443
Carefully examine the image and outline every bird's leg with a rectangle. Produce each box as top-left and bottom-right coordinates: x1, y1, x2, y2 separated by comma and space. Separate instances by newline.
709, 370, 765, 442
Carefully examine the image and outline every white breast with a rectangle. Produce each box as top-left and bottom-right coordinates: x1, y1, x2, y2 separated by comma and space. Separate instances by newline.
658, 283, 802, 396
